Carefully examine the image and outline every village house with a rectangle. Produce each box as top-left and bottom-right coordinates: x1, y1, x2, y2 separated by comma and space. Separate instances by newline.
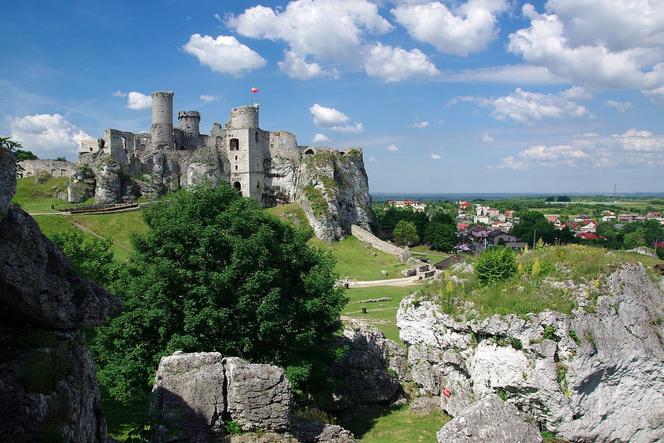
387, 200, 426, 212
546, 215, 564, 230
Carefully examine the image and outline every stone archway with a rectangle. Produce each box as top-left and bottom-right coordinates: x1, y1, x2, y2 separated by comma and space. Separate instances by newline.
233, 181, 241, 192
230, 138, 239, 151
304, 148, 314, 155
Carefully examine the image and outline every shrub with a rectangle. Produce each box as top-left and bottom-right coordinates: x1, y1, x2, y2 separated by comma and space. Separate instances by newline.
35, 170, 51, 184
474, 247, 517, 285
657, 247, 664, 260
393, 220, 419, 246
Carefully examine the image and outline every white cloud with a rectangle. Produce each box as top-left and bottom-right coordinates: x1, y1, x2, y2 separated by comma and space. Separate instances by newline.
9, 113, 91, 160
368, 155, 378, 162
113, 90, 127, 97
495, 129, 664, 170
392, 0, 509, 56
309, 103, 364, 132
439, 64, 564, 85
386, 144, 399, 152
126, 91, 152, 110
200, 94, 218, 102
561, 86, 592, 100
605, 100, 632, 113
312, 133, 330, 143
182, 34, 266, 77
508, 3, 664, 95
363, 43, 439, 82
411, 120, 429, 128
482, 133, 494, 143
228, 0, 391, 64
430, 153, 442, 160
459, 88, 590, 124
278, 50, 336, 80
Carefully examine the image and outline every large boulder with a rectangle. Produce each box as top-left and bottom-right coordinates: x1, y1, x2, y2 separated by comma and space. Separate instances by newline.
0, 146, 15, 218
436, 394, 542, 443
0, 153, 121, 442
224, 357, 292, 432
93, 155, 122, 204
68, 163, 96, 203
150, 352, 226, 442
398, 264, 664, 442
292, 420, 355, 443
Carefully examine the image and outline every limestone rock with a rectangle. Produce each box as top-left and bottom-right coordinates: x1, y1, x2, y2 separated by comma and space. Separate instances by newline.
224, 357, 292, 432
93, 156, 122, 204
398, 264, 664, 442
0, 147, 15, 218
436, 394, 542, 443
292, 419, 356, 442
150, 352, 226, 442
68, 163, 96, 203
325, 321, 406, 410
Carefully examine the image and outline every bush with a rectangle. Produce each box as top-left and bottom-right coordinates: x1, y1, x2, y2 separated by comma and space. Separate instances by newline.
34, 170, 51, 184
92, 184, 347, 404
424, 222, 457, 252
657, 246, 664, 260
393, 220, 419, 246
474, 247, 517, 286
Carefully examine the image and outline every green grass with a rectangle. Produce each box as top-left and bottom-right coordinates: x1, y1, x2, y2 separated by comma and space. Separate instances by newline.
102, 396, 149, 442
13, 176, 71, 213
341, 404, 449, 443
410, 245, 449, 264
343, 285, 419, 344
266, 202, 310, 228
70, 211, 148, 262
311, 236, 413, 281
32, 214, 81, 238
420, 244, 661, 319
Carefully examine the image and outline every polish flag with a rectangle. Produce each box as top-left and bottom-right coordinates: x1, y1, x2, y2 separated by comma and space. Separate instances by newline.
251, 87, 259, 94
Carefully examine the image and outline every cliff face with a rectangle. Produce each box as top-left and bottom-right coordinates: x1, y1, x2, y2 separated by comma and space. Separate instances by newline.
0, 147, 121, 442
397, 264, 664, 442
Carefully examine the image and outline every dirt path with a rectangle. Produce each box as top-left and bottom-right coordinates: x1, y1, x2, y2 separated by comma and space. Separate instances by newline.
70, 220, 106, 240
343, 271, 438, 288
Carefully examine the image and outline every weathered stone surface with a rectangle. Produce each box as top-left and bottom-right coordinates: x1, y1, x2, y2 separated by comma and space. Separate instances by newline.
94, 156, 122, 204
292, 420, 356, 442
68, 163, 96, 203
0, 206, 121, 329
398, 264, 664, 442
150, 352, 226, 442
0, 163, 119, 442
0, 147, 15, 218
224, 357, 292, 432
351, 225, 410, 262
436, 394, 542, 443
325, 321, 406, 410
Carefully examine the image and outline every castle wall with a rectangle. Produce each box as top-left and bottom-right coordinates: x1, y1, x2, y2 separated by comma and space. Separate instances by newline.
151, 91, 174, 150
17, 160, 75, 178
229, 105, 259, 128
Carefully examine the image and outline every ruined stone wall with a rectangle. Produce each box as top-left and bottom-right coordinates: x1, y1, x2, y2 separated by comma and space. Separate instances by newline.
351, 225, 410, 262
16, 159, 75, 178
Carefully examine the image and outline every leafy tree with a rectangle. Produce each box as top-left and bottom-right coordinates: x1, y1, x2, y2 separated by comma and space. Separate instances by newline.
430, 211, 454, 225
642, 220, 664, 246
51, 230, 118, 287
0, 136, 21, 152
475, 247, 517, 286
92, 184, 346, 404
393, 220, 419, 246
657, 245, 664, 260
377, 207, 412, 239
407, 211, 429, 240
424, 222, 457, 252
623, 229, 647, 249
55, 156, 67, 161
15, 149, 38, 161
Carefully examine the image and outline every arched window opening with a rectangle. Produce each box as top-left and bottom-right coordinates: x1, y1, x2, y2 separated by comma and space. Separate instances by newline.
304, 148, 314, 155
230, 138, 240, 151
233, 181, 241, 192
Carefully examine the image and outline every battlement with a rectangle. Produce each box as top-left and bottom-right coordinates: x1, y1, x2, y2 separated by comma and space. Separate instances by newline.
152, 91, 174, 98
178, 111, 200, 120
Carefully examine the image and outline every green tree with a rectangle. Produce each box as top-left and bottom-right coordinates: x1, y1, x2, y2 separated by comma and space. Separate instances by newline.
55, 156, 67, 161
92, 184, 346, 404
475, 246, 517, 286
51, 230, 118, 287
393, 220, 419, 246
15, 149, 38, 161
642, 220, 664, 246
657, 245, 664, 260
0, 136, 21, 152
623, 229, 647, 249
424, 222, 457, 252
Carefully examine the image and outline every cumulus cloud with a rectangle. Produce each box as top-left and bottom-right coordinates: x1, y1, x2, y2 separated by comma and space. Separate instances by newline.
439, 64, 564, 85
482, 133, 494, 143
200, 94, 218, 102
386, 144, 399, 152
309, 103, 364, 133
278, 50, 336, 80
392, 0, 509, 56
312, 133, 330, 143
412, 120, 429, 128
228, 0, 391, 64
364, 43, 439, 82
495, 129, 664, 170
126, 91, 152, 110
430, 153, 442, 160
561, 86, 592, 100
456, 88, 590, 124
9, 113, 91, 160
508, 3, 664, 96
605, 100, 633, 113
182, 34, 266, 77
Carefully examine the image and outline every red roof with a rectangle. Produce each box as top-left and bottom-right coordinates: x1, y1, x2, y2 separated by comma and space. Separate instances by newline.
576, 232, 605, 240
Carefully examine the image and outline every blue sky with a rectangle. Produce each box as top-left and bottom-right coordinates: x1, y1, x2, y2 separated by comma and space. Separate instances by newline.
2, 0, 663, 193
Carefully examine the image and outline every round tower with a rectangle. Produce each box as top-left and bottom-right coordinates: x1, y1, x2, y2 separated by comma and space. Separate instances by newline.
229, 105, 259, 129
178, 111, 201, 138
150, 91, 174, 150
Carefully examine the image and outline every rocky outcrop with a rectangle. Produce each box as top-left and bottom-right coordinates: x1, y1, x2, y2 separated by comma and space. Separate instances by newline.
297, 150, 373, 242
397, 264, 664, 442
93, 155, 122, 204
323, 321, 407, 410
0, 148, 121, 442
0, 146, 15, 217
68, 163, 96, 203
292, 420, 355, 443
436, 394, 542, 443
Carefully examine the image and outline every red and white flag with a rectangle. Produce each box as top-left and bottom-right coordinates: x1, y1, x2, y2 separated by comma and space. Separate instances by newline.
251, 87, 259, 94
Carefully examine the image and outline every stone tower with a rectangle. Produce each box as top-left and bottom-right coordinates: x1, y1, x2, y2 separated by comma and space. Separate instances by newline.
150, 91, 174, 150
226, 105, 264, 203
178, 111, 200, 137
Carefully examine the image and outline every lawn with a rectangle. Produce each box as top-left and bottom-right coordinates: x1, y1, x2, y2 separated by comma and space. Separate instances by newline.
13, 176, 72, 213
341, 404, 449, 443
32, 214, 81, 238
70, 211, 148, 262
343, 285, 420, 344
